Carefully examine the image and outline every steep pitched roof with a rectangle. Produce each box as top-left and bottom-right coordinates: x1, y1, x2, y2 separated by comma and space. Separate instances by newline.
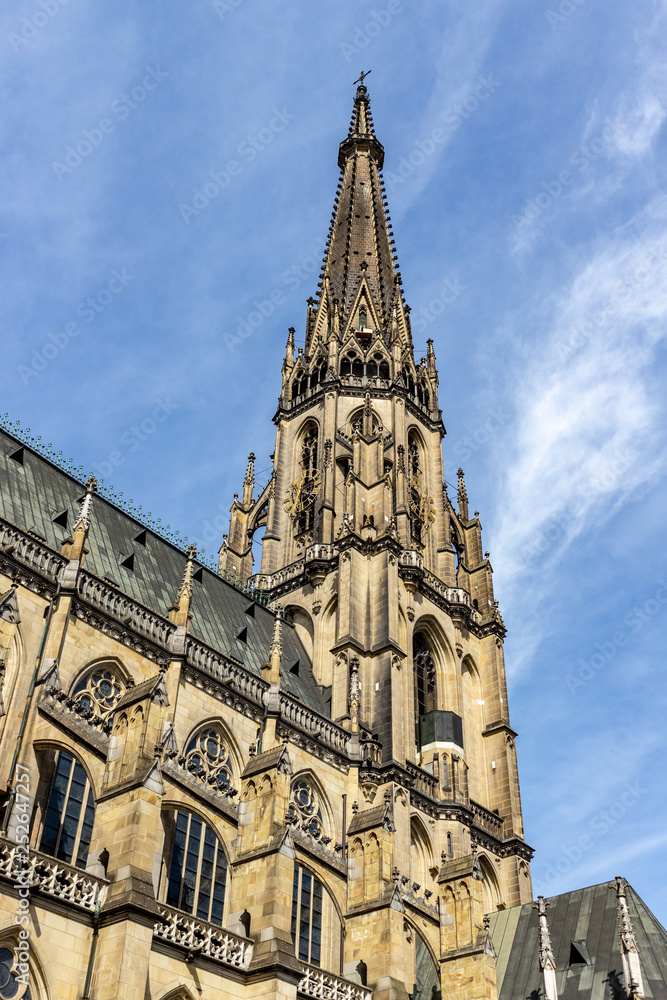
0, 427, 331, 717
489, 881, 667, 1000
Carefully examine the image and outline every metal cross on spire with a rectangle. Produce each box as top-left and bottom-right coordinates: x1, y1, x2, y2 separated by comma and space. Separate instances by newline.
353, 69, 371, 86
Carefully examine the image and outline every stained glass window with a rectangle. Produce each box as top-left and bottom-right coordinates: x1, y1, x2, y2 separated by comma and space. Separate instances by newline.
289, 779, 324, 840
0, 947, 32, 999
165, 810, 227, 926
291, 865, 324, 966
183, 728, 234, 793
72, 666, 124, 718
39, 750, 95, 869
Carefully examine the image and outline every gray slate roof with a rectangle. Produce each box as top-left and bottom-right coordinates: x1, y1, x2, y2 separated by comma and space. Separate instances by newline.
0, 428, 331, 717
489, 881, 667, 1000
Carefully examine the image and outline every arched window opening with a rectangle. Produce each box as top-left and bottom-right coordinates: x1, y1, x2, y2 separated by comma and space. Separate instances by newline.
290, 868, 342, 973
413, 930, 442, 1000
410, 817, 435, 888
294, 424, 319, 535
351, 358, 364, 378
72, 663, 126, 720
378, 360, 390, 379
292, 372, 305, 400
183, 726, 234, 794
289, 777, 324, 840
359, 306, 368, 330
0, 946, 33, 999
414, 634, 436, 716
407, 434, 424, 545
163, 810, 228, 926
413, 633, 436, 749
39, 750, 95, 869
446, 832, 452, 857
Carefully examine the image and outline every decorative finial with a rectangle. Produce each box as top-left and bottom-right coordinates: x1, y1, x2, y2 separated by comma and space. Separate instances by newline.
353, 70, 371, 88
242, 453, 255, 506
73, 475, 97, 532
457, 468, 469, 522
169, 544, 197, 627
534, 896, 558, 1000
614, 877, 645, 998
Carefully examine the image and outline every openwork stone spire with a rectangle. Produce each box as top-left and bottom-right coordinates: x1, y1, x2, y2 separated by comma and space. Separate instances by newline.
309, 76, 402, 349
534, 896, 558, 1000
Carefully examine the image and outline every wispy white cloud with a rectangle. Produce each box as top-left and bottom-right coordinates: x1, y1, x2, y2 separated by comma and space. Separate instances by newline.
493, 197, 667, 671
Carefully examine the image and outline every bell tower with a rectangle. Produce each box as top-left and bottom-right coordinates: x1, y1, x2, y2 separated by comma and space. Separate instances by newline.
221, 77, 532, 999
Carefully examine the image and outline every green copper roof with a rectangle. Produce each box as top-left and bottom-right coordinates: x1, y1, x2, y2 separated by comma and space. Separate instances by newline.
489, 881, 667, 1000
0, 427, 331, 717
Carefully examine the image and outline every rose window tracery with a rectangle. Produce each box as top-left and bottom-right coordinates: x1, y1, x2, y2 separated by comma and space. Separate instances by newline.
72, 666, 124, 718
289, 778, 324, 840
183, 728, 234, 793
0, 947, 32, 999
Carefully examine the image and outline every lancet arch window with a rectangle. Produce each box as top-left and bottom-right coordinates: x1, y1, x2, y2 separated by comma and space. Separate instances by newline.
162, 809, 228, 926
38, 749, 95, 869
71, 662, 126, 720
289, 776, 325, 841
183, 725, 235, 794
291, 865, 324, 966
359, 306, 368, 329
413, 632, 437, 743
294, 422, 319, 535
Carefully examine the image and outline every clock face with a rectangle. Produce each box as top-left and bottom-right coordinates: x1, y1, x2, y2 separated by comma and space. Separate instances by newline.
284, 469, 322, 520
408, 475, 436, 530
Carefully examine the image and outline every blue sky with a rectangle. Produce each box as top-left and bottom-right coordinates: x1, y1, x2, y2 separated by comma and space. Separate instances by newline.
2, 0, 666, 922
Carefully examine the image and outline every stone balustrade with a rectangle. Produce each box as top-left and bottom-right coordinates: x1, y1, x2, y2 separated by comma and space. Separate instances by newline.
298, 962, 373, 1000
0, 517, 66, 582
0, 838, 107, 911
153, 905, 252, 968
471, 800, 504, 838
77, 571, 176, 646
185, 635, 268, 707
279, 692, 349, 754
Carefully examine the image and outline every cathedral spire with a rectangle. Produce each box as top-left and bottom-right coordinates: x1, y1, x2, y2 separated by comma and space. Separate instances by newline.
307, 75, 404, 351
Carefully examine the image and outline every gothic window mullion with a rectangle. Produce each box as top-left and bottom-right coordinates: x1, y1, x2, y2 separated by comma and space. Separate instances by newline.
165, 809, 228, 926
39, 751, 95, 869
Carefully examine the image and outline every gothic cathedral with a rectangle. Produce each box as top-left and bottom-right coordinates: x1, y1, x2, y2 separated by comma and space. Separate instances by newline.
0, 80, 663, 1000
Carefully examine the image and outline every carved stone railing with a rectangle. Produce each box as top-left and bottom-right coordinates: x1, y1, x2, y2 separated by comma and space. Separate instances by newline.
0, 517, 66, 582
305, 543, 338, 565
298, 962, 373, 1000
405, 761, 439, 800
422, 570, 481, 624
153, 905, 252, 968
77, 570, 175, 647
471, 800, 504, 839
398, 550, 424, 572
279, 693, 349, 754
251, 558, 305, 592
185, 636, 268, 707
0, 838, 107, 912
